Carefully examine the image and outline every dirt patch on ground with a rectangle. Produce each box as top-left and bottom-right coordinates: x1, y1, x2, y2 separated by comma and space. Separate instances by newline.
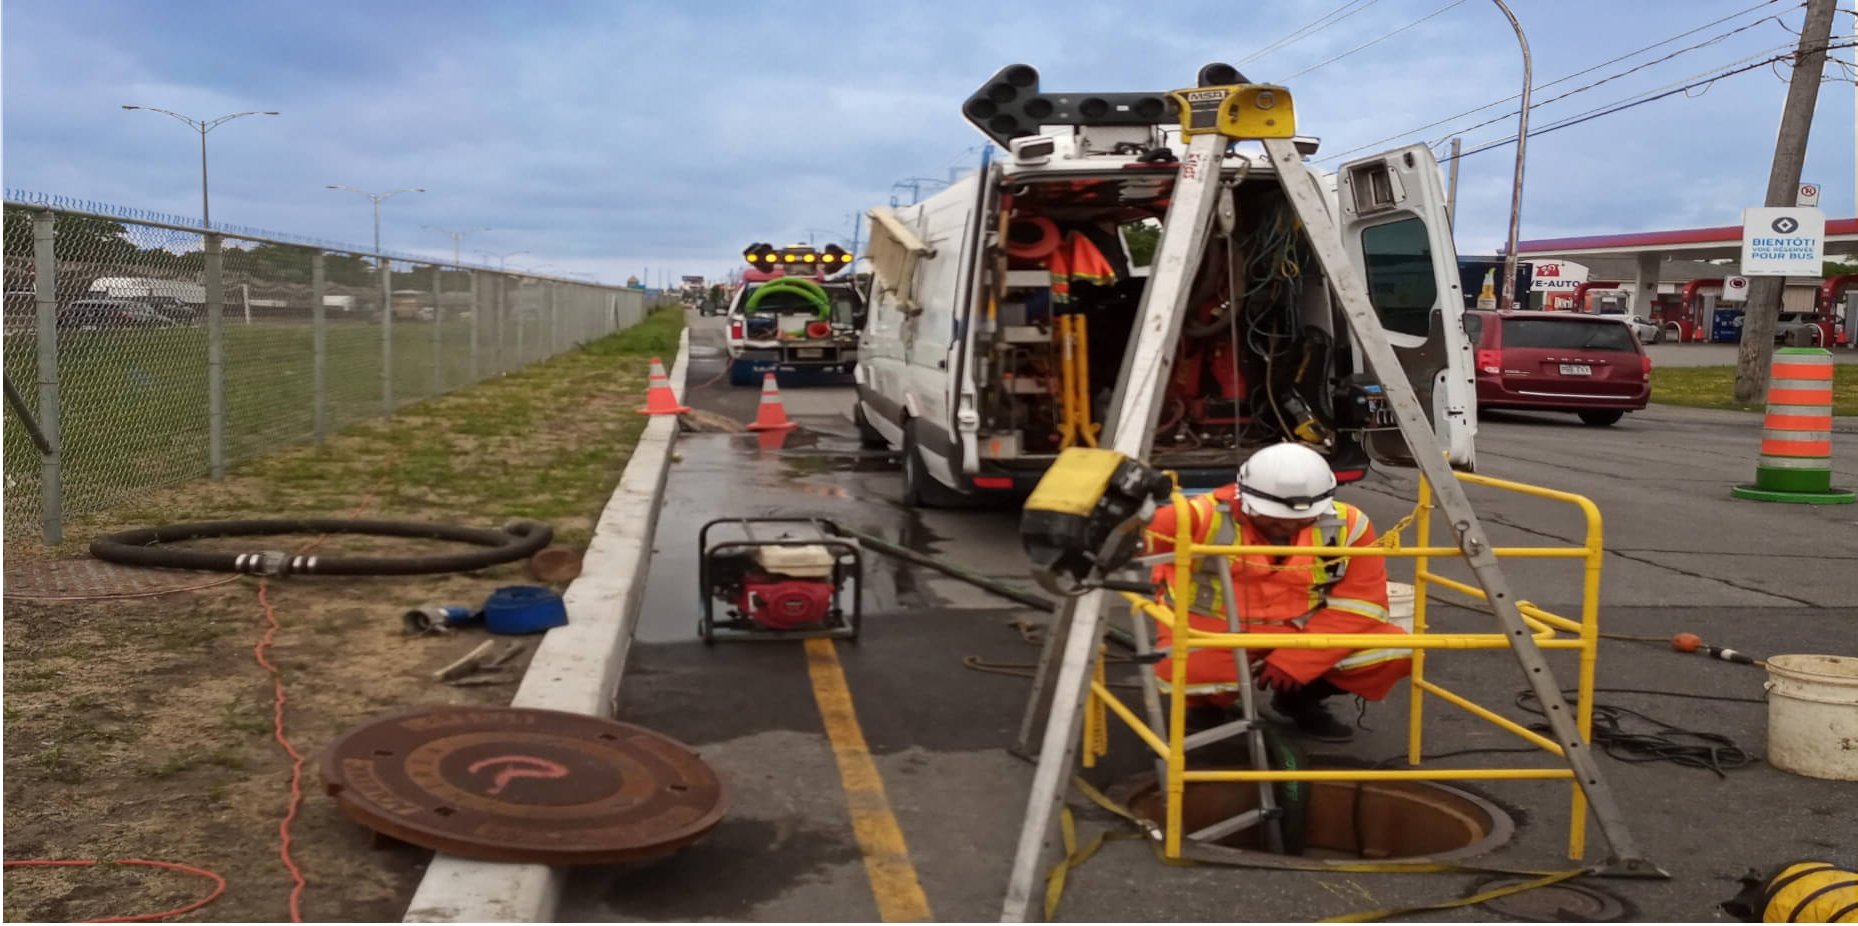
3, 309, 683, 922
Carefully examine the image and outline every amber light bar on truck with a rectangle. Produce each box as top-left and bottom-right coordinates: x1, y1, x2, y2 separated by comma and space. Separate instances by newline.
742, 242, 854, 268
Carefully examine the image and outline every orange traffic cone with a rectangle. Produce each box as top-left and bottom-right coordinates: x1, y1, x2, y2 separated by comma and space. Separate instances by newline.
746, 373, 796, 431
754, 427, 792, 453
637, 357, 690, 415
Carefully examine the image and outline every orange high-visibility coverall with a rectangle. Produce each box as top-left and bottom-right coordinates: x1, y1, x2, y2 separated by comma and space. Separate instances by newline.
1145, 485, 1412, 704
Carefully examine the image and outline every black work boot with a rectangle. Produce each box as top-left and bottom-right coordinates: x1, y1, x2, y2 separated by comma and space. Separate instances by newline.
1271, 679, 1354, 742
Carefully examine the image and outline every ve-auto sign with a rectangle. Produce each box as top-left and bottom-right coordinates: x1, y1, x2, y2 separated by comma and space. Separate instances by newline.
1741, 207, 1825, 277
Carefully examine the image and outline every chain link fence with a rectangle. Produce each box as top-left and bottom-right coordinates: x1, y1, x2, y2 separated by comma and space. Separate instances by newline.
3, 196, 654, 545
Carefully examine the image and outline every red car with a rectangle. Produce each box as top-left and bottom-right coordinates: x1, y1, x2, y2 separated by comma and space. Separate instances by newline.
1463, 310, 1651, 427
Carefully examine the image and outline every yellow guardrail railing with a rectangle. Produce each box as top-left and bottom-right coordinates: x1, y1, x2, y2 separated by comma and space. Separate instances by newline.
1098, 469, 1605, 862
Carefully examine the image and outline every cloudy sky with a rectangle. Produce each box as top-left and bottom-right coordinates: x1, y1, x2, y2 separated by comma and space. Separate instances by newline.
4, 0, 1854, 285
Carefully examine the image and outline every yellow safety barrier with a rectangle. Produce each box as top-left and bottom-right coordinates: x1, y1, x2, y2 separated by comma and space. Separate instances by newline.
1094, 469, 1607, 862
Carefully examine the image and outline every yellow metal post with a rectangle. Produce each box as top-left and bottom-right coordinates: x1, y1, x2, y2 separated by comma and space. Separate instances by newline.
1164, 492, 1195, 859
1408, 476, 1433, 766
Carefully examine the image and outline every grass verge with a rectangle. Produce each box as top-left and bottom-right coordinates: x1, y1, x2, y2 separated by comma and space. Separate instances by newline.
2, 306, 683, 923
1652, 363, 1856, 415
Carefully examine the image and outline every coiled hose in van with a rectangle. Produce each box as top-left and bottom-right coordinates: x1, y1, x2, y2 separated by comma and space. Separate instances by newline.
90, 518, 552, 576
746, 278, 832, 319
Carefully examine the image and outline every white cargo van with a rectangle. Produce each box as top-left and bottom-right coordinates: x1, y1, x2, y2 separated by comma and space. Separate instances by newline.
853, 64, 1477, 507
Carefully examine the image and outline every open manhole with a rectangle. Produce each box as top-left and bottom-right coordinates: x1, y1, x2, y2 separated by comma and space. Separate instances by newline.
1116, 771, 1514, 864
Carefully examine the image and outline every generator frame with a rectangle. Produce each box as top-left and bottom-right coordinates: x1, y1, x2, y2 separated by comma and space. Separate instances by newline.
698, 517, 863, 644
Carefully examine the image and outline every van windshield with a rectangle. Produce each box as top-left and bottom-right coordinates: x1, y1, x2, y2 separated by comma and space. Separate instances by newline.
1502, 318, 1636, 352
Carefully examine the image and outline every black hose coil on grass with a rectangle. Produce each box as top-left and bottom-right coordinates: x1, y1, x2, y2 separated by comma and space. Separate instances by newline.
90, 519, 553, 576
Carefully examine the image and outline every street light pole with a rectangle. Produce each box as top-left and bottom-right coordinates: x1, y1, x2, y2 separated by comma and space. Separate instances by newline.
1490, 0, 1532, 312
325, 185, 426, 256
480, 250, 529, 271
121, 106, 278, 227
425, 226, 490, 267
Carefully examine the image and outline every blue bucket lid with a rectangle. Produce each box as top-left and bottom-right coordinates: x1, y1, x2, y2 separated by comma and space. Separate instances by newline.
483, 585, 568, 635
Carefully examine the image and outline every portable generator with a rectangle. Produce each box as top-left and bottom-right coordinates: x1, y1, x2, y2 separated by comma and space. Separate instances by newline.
698, 518, 862, 643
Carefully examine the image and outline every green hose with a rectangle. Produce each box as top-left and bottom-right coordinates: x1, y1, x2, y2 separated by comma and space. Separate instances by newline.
746, 278, 831, 318
1263, 726, 1309, 854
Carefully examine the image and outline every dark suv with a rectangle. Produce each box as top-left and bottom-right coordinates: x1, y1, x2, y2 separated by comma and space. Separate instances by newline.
1463, 311, 1651, 427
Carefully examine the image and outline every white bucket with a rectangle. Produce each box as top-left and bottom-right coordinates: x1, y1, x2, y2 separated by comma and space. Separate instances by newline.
1388, 582, 1416, 634
1763, 654, 1858, 781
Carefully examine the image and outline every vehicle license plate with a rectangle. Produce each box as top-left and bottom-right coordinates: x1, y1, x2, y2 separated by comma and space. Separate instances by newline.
1559, 364, 1592, 376
795, 349, 824, 359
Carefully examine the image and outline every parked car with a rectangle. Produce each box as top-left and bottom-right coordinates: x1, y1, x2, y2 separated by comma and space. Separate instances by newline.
59, 298, 189, 331
1463, 310, 1650, 427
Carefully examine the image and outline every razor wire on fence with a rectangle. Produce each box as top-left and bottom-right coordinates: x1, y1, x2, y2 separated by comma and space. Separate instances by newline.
1, 199, 654, 545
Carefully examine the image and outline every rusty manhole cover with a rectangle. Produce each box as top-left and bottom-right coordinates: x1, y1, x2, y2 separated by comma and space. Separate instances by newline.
322, 707, 726, 865
1480, 881, 1627, 922
2, 556, 238, 601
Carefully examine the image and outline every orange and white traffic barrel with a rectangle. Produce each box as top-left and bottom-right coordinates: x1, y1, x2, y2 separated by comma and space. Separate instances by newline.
1732, 348, 1854, 504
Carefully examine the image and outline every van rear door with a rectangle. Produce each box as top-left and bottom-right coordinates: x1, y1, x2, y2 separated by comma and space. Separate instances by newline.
950, 156, 1002, 475
1335, 144, 1478, 469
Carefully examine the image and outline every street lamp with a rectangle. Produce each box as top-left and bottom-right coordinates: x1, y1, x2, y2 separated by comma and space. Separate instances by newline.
325, 185, 426, 256
479, 250, 529, 271
121, 105, 278, 227
423, 225, 490, 267
1490, 0, 1533, 312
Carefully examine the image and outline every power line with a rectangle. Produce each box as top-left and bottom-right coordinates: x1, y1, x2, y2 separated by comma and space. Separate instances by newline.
1237, 0, 1386, 67
1282, 0, 1471, 80
1421, 15, 1796, 147
1317, 0, 1797, 162
1444, 41, 1854, 162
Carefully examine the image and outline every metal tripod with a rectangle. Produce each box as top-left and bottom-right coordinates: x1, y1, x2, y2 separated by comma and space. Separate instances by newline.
999, 127, 1656, 922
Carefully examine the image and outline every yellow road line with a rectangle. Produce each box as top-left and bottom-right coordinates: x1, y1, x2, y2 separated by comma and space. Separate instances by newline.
803, 638, 933, 922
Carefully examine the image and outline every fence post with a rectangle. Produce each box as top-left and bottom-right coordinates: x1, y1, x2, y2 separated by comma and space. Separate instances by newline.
493, 275, 506, 374
516, 287, 527, 367
467, 269, 480, 382
31, 210, 63, 545
312, 251, 327, 446
204, 233, 227, 480
432, 264, 444, 396
381, 259, 394, 414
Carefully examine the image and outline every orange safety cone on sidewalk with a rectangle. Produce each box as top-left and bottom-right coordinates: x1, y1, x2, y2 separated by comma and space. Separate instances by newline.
637, 357, 690, 415
746, 373, 797, 431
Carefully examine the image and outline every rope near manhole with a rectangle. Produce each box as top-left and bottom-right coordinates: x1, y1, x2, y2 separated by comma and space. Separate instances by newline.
89, 518, 552, 576
321, 706, 728, 864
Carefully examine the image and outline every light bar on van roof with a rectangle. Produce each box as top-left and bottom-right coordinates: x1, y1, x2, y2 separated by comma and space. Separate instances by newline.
961, 62, 1252, 148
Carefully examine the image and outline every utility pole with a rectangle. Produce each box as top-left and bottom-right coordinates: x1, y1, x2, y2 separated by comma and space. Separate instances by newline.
1737, 0, 1837, 403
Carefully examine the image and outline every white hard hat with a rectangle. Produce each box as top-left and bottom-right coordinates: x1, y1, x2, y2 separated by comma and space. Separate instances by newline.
1237, 442, 1336, 520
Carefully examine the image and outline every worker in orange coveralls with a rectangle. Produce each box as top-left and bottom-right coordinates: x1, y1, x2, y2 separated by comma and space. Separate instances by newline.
1144, 442, 1411, 741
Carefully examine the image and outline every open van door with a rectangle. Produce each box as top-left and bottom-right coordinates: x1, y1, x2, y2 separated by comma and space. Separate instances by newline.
950, 156, 1003, 476
1336, 144, 1478, 469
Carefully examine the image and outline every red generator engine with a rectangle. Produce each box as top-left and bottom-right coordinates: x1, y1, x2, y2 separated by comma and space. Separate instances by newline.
699, 518, 862, 643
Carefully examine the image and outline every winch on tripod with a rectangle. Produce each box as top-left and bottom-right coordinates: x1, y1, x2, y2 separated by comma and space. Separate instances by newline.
698, 518, 863, 643
1021, 448, 1174, 597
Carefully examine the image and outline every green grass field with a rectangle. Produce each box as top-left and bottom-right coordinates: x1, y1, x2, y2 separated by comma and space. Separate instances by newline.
3, 305, 657, 539
1651, 364, 1856, 416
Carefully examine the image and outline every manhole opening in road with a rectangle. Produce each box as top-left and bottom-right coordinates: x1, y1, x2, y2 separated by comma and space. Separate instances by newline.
1118, 772, 1514, 863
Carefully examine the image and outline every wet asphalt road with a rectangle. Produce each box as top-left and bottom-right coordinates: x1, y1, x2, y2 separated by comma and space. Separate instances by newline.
559, 312, 1857, 923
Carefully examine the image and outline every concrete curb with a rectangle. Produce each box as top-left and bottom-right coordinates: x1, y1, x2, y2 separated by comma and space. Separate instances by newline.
403, 327, 689, 923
